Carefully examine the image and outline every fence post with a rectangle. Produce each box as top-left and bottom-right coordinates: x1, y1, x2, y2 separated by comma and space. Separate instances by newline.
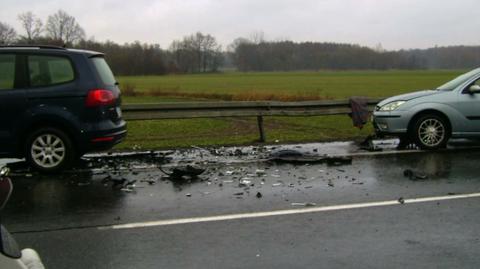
257, 116, 266, 142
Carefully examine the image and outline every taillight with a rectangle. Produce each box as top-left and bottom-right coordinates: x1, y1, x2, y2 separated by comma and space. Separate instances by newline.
85, 89, 116, 107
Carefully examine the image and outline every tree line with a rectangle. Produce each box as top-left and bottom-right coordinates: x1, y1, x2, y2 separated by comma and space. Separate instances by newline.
0, 10, 222, 75
1, 10, 480, 75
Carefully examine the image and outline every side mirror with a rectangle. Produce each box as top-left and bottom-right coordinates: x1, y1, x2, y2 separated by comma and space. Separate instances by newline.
468, 85, 480, 94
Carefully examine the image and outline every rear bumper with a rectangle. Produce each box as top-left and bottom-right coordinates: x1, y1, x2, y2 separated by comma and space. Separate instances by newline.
81, 120, 127, 153
88, 129, 127, 151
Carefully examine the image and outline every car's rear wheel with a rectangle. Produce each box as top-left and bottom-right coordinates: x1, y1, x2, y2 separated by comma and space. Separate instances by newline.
412, 114, 450, 150
25, 127, 75, 172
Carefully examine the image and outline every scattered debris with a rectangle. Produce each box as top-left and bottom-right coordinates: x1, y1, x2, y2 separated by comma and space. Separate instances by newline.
269, 149, 352, 166
398, 197, 405, 204
291, 202, 317, 207
256, 192, 263, 198
120, 187, 134, 193
102, 175, 137, 191
186, 193, 192, 197
270, 149, 304, 158
255, 169, 266, 176
403, 169, 428, 180
325, 156, 352, 166
239, 178, 252, 186
159, 165, 205, 179
140, 178, 158, 185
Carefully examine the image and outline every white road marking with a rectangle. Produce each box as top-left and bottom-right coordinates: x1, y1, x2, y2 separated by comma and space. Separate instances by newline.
100, 192, 480, 230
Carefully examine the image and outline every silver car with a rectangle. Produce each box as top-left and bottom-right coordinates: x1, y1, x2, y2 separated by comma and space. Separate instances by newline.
373, 68, 480, 149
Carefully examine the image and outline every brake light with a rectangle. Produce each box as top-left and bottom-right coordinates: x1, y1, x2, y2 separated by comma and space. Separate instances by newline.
85, 89, 116, 107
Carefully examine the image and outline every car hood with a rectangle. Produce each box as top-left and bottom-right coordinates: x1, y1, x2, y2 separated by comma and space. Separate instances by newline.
377, 90, 443, 107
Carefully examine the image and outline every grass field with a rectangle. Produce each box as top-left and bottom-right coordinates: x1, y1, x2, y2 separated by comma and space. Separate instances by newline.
115, 70, 464, 150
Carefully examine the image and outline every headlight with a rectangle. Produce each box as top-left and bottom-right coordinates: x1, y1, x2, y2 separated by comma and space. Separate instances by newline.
379, 101, 406, 111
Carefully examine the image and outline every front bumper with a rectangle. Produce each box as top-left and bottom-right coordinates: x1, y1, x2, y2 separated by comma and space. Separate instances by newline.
372, 112, 409, 135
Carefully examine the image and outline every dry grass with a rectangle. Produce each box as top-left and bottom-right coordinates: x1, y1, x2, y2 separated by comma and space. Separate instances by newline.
122, 85, 330, 101
122, 83, 138, 97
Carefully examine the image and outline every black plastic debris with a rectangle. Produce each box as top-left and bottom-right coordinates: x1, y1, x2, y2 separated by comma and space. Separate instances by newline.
256, 192, 263, 198
102, 175, 137, 191
270, 149, 304, 158
159, 165, 205, 179
403, 169, 428, 180
140, 178, 157, 185
269, 149, 352, 166
398, 197, 405, 204
325, 156, 353, 166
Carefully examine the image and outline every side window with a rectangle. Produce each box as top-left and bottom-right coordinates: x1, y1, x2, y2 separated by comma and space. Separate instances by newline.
0, 54, 15, 90
28, 55, 74, 87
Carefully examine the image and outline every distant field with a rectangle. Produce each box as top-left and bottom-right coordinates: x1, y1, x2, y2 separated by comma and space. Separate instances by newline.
115, 70, 465, 150
118, 70, 463, 103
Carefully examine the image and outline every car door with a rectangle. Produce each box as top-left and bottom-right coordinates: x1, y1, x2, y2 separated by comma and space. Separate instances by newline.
454, 77, 480, 134
24, 54, 82, 121
0, 53, 27, 155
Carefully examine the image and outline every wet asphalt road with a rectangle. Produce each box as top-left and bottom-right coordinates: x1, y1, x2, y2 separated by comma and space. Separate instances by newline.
2, 141, 480, 268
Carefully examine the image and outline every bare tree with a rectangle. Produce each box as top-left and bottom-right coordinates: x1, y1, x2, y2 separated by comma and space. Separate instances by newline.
169, 32, 222, 73
18, 12, 43, 44
45, 10, 85, 45
249, 31, 265, 44
227, 37, 251, 52
0, 22, 17, 45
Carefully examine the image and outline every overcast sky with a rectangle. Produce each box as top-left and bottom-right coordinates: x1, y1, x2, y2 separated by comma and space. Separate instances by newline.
2, 0, 479, 50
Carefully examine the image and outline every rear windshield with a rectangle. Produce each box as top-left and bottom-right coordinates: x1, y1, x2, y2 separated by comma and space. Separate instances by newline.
91, 57, 116, 86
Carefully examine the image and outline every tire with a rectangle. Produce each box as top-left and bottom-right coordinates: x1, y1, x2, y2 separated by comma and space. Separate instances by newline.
25, 127, 75, 172
412, 114, 450, 150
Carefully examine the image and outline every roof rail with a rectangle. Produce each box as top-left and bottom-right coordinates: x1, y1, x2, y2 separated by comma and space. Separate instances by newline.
0, 45, 66, 50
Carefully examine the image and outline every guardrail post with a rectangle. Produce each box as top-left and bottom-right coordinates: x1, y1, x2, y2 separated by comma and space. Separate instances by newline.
257, 116, 266, 142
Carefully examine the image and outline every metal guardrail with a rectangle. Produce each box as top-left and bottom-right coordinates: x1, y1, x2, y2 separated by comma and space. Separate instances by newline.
122, 98, 383, 142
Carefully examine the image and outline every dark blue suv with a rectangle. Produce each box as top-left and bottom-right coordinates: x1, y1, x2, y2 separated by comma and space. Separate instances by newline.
0, 45, 127, 172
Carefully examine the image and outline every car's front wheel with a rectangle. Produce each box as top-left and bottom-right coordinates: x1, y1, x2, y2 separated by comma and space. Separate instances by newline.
25, 127, 75, 172
412, 114, 450, 150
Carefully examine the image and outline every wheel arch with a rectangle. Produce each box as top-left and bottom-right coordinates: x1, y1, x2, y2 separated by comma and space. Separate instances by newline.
18, 116, 81, 157
407, 109, 452, 136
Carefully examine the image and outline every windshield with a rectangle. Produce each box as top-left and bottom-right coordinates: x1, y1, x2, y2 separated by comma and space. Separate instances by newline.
91, 57, 117, 86
437, 68, 480, 91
